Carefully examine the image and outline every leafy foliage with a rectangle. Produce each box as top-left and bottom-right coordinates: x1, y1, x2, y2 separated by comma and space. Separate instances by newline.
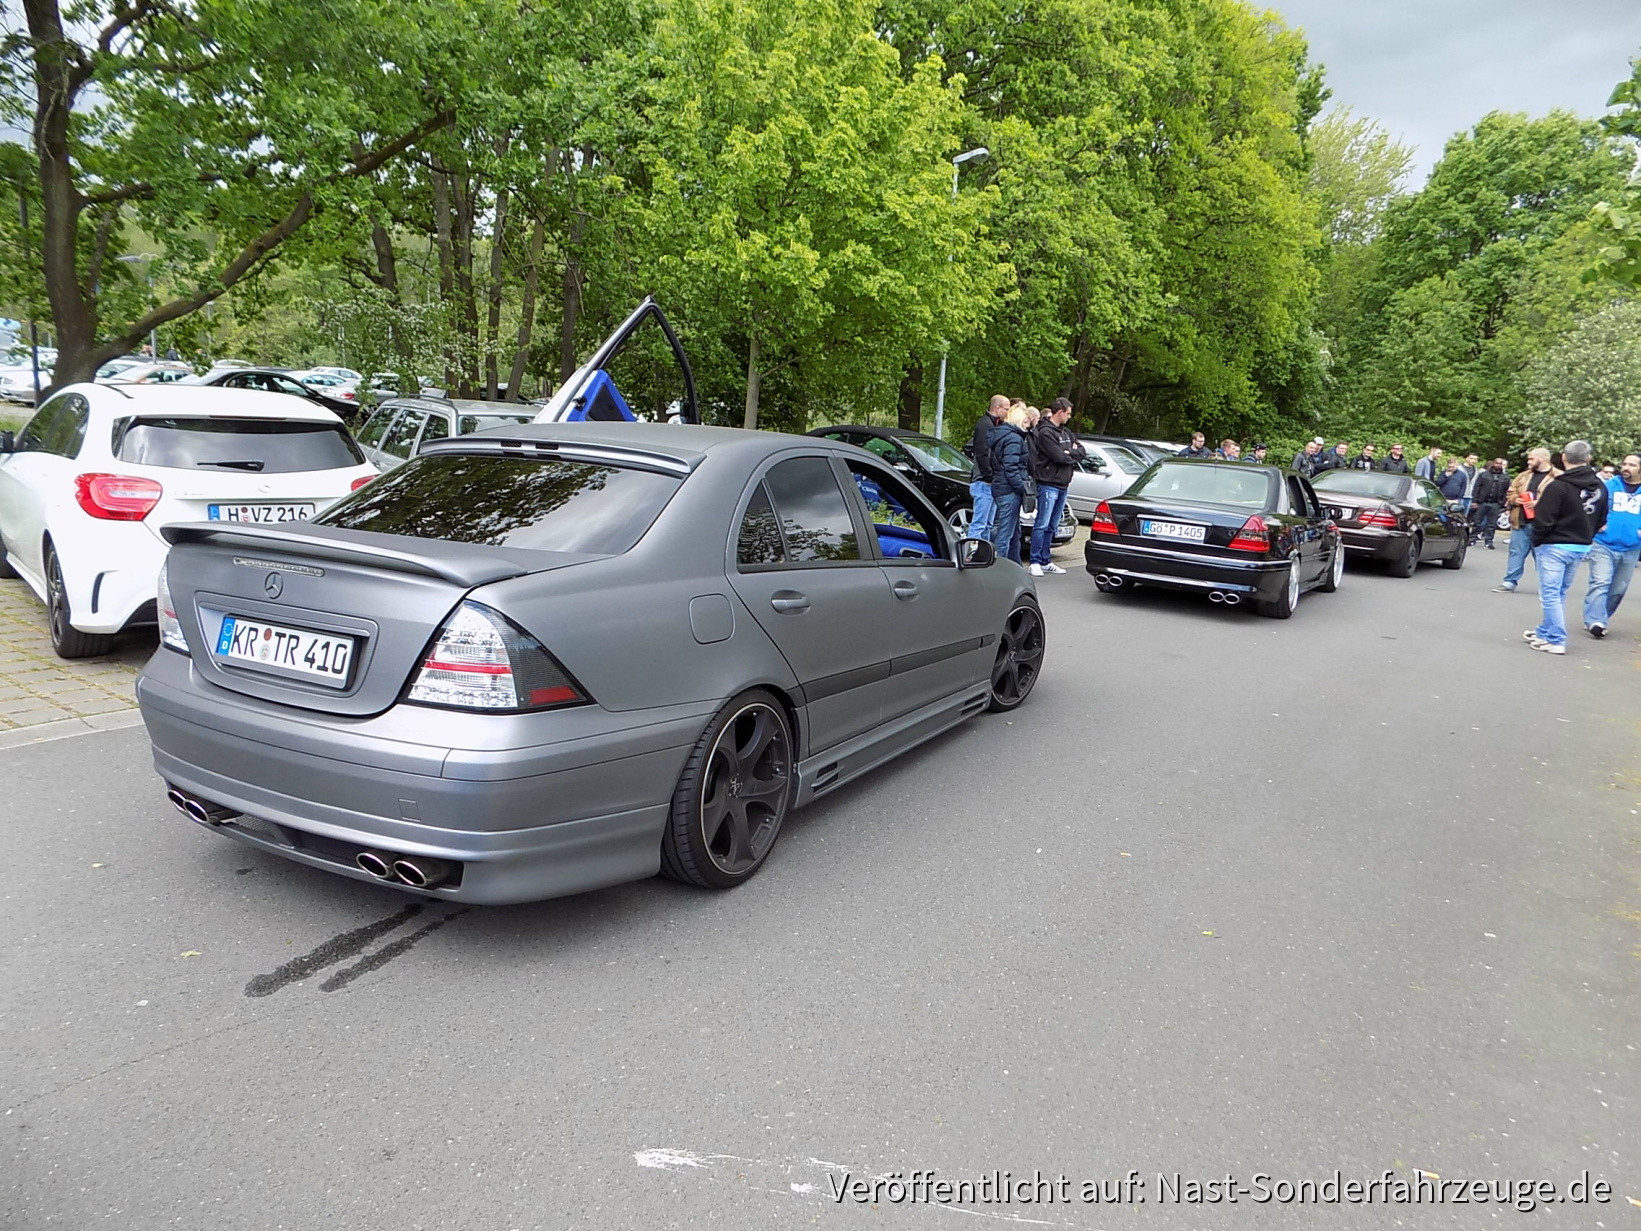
1514, 300, 1641, 462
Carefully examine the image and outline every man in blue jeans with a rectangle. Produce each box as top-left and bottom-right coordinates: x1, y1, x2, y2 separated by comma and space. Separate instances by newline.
1582, 453, 1641, 638
1495, 447, 1557, 592
1028, 398, 1084, 576
1525, 440, 1608, 655
966, 394, 1009, 540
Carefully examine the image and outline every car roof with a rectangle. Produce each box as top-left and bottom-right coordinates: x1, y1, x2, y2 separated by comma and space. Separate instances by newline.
64, 382, 344, 423
439, 420, 867, 467
807, 424, 939, 441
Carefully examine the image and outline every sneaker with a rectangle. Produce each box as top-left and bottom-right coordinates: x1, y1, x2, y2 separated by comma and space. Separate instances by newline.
1589, 624, 1606, 639
1523, 630, 1547, 646
1532, 641, 1567, 655
1043, 563, 1067, 574
1494, 583, 1517, 592
1485, 542, 1496, 550
1029, 563, 1044, 577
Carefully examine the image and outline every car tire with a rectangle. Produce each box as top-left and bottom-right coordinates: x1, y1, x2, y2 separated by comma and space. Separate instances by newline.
1388, 534, 1421, 578
46, 542, 114, 659
0, 537, 17, 580
988, 597, 1045, 712
1441, 536, 1467, 570
1318, 540, 1345, 593
1257, 557, 1301, 619
660, 690, 794, 890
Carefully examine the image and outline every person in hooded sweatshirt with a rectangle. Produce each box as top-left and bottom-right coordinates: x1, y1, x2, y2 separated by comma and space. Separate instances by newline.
1524, 439, 1608, 656
1581, 452, 1641, 638
988, 404, 1033, 563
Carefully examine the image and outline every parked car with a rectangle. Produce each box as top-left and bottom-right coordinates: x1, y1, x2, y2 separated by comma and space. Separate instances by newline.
355, 398, 538, 471
137, 421, 1043, 904
0, 364, 52, 405
1310, 468, 1469, 576
806, 424, 1076, 546
1064, 438, 1149, 520
104, 361, 195, 385
1078, 433, 1174, 465
302, 366, 363, 383
182, 366, 363, 424
1084, 459, 1344, 618
0, 384, 376, 657
95, 356, 150, 381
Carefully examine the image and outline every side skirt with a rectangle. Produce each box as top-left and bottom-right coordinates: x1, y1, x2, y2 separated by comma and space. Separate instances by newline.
793, 684, 992, 807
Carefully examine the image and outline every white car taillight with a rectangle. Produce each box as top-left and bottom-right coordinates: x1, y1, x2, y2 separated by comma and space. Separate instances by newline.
406, 601, 587, 712
157, 561, 187, 653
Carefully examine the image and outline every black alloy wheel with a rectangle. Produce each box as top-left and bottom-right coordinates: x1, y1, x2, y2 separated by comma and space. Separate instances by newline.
46, 543, 113, 659
661, 690, 794, 889
1441, 536, 1467, 570
1388, 533, 1421, 578
988, 599, 1045, 712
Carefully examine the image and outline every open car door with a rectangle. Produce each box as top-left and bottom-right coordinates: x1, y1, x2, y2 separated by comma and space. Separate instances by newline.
533, 298, 699, 425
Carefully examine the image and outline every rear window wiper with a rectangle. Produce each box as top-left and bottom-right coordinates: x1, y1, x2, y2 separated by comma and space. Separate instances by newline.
196, 459, 266, 471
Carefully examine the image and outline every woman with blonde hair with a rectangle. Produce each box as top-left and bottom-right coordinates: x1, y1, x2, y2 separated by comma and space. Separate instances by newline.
988, 404, 1033, 562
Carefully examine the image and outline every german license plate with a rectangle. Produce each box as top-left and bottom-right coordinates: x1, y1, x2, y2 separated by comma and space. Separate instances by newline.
1327, 506, 1348, 520
1139, 518, 1205, 542
208, 503, 317, 523
214, 616, 354, 686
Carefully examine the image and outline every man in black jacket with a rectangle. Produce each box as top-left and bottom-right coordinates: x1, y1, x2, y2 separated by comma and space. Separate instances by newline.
1028, 398, 1086, 575
1177, 431, 1214, 459
1377, 444, 1410, 474
967, 394, 1009, 540
1470, 459, 1509, 548
1349, 444, 1378, 470
1525, 440, 1609, 656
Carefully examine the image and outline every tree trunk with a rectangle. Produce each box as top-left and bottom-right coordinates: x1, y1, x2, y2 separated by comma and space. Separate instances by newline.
505, 215, 546, 401
432, 168, 457, 390
897, 356, 923, 431
743, 332, 762, 431
484, 182, 509, 399
558, 150, 587, 384
370, 222, 400, 296
452, 174, 479, 397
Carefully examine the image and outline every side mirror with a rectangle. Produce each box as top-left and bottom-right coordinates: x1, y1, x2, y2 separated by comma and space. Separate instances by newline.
956, 537, 995, 570
0, 431, 12, 453
892, 461, 916, 474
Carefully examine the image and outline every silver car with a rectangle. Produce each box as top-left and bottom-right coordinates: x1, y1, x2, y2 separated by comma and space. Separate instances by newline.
138, 423, 1045, 904
1064, 439, 1149, 521
355, 398, 537, 472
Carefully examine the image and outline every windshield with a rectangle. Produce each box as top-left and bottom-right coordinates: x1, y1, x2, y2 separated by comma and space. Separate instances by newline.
1096, 444, 1147, 474
115, 418, 365, 473
1312, 470, 1410, 500
1128, 462, 1273, 509
317, 454, 681, 554
898, 434, 971, 475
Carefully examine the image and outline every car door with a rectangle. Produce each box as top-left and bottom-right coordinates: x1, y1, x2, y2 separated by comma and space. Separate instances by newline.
1412, 479, 1460, 557
1296, 475, 1338, 582
839, 456, 993, 719
375, 408, 426, 471
0, 394, 84, 581
416, 409, 452, 452
1282, 475, 1325, 582
727, 454, 901, 755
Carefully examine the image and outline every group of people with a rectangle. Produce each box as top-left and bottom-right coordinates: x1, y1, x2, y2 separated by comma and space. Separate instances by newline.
1493, 445, 1640, 655
967, 395, 1084, 575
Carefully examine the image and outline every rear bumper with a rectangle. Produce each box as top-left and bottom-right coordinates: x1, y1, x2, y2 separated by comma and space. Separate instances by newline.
1084, 538, 1290, 598
1337, 526, 1412, 560
136, 649, 711, 904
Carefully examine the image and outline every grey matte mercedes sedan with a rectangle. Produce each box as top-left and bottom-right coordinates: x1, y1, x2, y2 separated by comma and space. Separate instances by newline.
137, 423, 1045, 904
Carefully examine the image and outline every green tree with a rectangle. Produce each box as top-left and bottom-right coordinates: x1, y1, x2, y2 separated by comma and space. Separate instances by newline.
1514, 300, 1641, 462
1587, 61, 1641, 289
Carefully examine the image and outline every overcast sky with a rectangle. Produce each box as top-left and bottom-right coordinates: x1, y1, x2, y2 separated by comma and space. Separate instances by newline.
1275, 0, 1641, 184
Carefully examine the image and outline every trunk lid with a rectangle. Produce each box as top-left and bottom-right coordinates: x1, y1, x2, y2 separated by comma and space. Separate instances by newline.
163, 522, 596, 716
1104, 496, 1266, 558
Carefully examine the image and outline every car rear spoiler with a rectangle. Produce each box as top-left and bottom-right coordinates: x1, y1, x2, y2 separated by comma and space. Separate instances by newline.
160, 522, 569, 588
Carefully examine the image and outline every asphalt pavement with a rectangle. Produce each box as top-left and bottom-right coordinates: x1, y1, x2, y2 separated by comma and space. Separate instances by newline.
4, 538, 1639, 1230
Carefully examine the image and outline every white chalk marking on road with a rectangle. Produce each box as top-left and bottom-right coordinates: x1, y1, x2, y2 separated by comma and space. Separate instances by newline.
634, 1148, 710, 1170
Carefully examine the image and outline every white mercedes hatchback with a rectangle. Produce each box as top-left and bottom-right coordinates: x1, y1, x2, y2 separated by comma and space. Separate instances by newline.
0, 383, 376, 657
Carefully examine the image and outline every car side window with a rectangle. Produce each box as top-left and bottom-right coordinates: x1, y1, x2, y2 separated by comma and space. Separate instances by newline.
1279, 476, 1303, 515
761, 456, 861, 564
1414, 481, 1443, 509
1297, 477, 1323, 518
736, 483, 786, 567
14, 397, 66, 453
844, 460, 946, 562
273, 376, 309, 396
45, 396, 88, 458
355, 410, 391, 448
419, 413, 450, 447
380, 410, 425, 459
859, 436, 911, 466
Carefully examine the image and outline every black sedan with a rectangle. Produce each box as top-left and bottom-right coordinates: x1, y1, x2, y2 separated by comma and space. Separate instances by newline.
1084, 460, 1344, 618
807, 424, 1075, 545
181, 367, 364, 425
1309, 469, 1468, 576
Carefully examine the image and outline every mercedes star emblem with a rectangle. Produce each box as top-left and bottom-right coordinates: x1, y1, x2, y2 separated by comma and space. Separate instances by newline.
263, 572, 283, 599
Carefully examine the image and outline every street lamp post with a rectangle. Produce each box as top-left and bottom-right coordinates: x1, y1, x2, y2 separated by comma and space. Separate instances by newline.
116, 254, 160, 356
932, 146, 988, 442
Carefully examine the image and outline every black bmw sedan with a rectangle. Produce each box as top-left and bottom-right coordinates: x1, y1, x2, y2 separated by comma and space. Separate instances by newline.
1309, 468, 1468, 576
1084, 460, 1344, 618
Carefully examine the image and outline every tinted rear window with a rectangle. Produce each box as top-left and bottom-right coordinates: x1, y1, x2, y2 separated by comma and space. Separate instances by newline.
116, 418, 364, 473
459, 413, 534, 434
1312, 470, 1409, 500
1129, 462, 1273, 509
316, 454, 681, 554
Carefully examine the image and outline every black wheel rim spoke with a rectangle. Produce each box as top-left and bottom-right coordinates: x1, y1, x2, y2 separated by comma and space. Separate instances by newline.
992, 607, 1042, 702
703, 704, 789, 875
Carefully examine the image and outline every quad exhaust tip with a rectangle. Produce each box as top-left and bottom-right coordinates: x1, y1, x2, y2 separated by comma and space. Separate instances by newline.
1208, 591, 1242, 606
355, 850, 396, 880
392, 856, 453, 890
1096, 573, 1124, 588
167, 786, 240, 825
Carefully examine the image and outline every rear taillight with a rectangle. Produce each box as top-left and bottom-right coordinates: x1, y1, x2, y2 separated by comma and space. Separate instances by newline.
75, 473, 162, 520
349, 475, 374, 491
1359, 504, 1398, 528
406, 601, 588, 712
1228, 514, 1270, 553
1090, 501, 1119, 535
156, 560, 187, 653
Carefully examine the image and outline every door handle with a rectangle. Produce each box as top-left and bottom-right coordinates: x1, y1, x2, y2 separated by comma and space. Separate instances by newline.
770, 591, 810, 614
891, 580, 919, 601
